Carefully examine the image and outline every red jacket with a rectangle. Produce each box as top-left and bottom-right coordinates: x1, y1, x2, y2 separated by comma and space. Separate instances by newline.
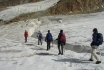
24, 31, 28, 37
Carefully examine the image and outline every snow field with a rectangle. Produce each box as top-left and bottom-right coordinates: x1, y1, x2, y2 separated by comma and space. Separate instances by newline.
0, 0, 104, 69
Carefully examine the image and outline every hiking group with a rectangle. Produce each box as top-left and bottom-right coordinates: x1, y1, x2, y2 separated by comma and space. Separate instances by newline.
24, 29, 66, 55
24, 28, 103, 64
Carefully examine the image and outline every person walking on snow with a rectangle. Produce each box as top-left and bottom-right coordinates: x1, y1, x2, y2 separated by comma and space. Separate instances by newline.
45, 30, 53, 51
89, 28, 101, 64
24, 30, 28, 43
56, 30, 66, 55
37, 31, 43, 45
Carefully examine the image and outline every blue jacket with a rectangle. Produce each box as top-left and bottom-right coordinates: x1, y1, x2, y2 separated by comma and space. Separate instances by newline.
91, 32, 99, 46
45, 32, 53, 41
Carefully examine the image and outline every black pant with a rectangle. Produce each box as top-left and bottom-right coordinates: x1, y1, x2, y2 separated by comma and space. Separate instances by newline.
38, 38, 42, 45
58, 43, 64, 55
47, 41, 51, 50
25, 36, 27, 43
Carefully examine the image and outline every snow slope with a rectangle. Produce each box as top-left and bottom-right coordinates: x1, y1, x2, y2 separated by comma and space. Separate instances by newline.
0, 0, 104, 70
0, 0, 59, 21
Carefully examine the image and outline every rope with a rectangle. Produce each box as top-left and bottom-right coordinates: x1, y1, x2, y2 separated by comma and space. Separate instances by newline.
79, 48, 90, 60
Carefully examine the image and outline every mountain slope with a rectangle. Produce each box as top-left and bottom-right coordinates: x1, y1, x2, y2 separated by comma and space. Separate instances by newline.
47, 0, 104, 14
0, 0, 43, 11
0, 0, 43, 6
0, 0, 104, 25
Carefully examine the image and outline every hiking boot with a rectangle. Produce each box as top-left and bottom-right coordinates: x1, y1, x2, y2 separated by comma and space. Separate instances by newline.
89, 59, 93, 61
58, 53, 61, 55
61, 53, 63, 55
96, 61, 101, 64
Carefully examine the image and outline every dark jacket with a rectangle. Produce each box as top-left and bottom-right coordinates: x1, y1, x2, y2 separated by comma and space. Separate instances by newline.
91, 32, 99, 46
45, 32, 53, 41
57, 32, 66, 45
37, 32, 42, 39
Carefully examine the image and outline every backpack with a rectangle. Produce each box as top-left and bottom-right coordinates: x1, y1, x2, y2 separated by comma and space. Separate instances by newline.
46, 33, 53, 41
24, 31, 28, 36
97, 33, 103, 45
60, 33, 66, 42
39, 33, 42, 38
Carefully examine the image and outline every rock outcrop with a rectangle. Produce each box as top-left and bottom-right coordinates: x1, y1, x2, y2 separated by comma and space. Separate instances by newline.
48, 0, 104, 14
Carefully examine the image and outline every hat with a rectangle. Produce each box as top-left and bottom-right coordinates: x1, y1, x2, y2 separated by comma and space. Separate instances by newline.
48, 30, 50, 33
93, 28, 98, 32
60, 30, 63, 33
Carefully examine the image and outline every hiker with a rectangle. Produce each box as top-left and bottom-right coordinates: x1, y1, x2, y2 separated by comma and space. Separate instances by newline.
89, 28, 101, 64
45, 30, 53, 51
56, 30, 66, 55
24, 30, 28, 43
37, 31, 43, 45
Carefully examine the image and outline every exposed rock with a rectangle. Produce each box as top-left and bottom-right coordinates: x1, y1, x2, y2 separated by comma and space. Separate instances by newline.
47, 0, 104, 14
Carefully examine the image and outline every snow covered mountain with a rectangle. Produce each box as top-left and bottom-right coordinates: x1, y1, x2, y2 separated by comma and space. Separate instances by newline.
0, 0, 104, 70
0, 0, 104, 25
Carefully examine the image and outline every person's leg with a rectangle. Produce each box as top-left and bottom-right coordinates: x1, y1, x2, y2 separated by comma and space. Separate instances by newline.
58, 44, 61, 54
38, 38, 42, 45
92, 47, 101, 64
38, 39, 39, 45
90, 48, 94, 61
25, 36, 27, 43
47, 42, 48, 50
47, 41, 50, 50
40, 39, 42, 45
61, 43, 63, 55
93, 49, 100, 61
49, 41, 51, 49
90, 46, 101, 64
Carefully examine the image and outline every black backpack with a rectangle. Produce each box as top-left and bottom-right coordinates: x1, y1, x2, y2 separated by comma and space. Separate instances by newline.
97, 33, 103, 45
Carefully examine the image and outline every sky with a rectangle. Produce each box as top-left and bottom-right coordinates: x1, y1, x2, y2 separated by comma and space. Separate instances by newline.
0, 0, 104, 70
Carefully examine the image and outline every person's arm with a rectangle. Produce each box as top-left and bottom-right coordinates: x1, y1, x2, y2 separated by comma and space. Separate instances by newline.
93, 33, 97, 43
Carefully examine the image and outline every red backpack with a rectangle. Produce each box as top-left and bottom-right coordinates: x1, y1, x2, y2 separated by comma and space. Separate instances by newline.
24, 31, 28, 37
60, 33, 66, 42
